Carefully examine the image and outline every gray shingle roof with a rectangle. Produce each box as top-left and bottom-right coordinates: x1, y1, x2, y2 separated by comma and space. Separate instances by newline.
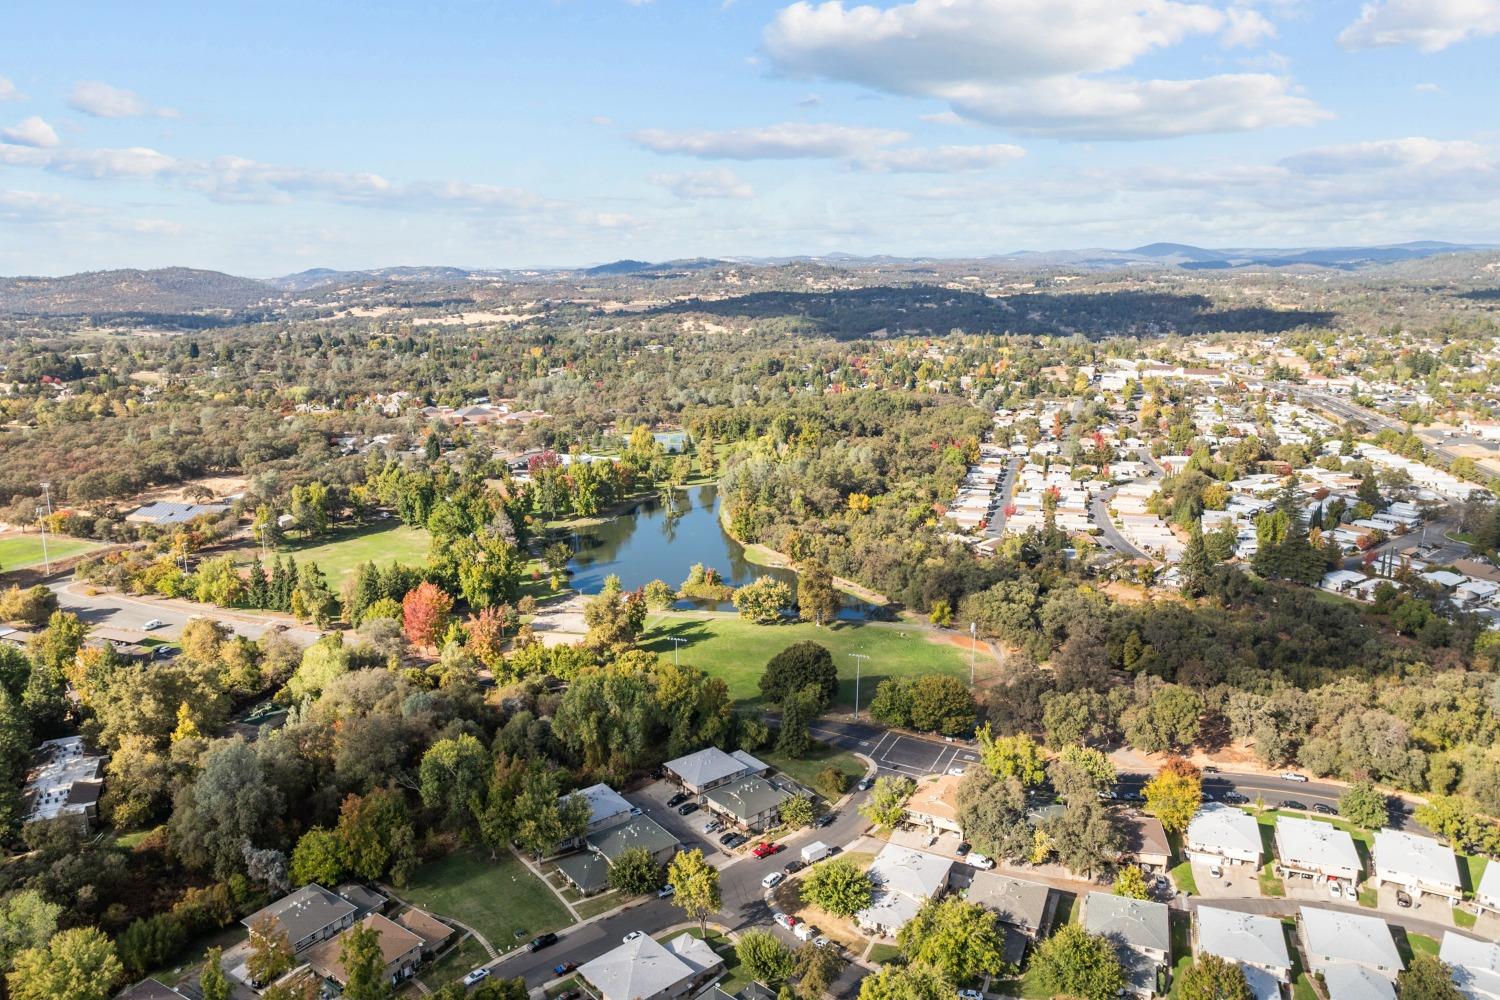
578, 933, 714, 1000
664, 747, 750, 789
1196, 907, 1291, 971
1082, 892, 1171, 955
704, 777, 792, 821
242, 884, 356, 947
965, 873, 1052, 933
587, 814, 679, 861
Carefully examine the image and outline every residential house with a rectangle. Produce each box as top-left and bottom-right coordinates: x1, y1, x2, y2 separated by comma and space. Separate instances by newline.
1476, 862, 1500, 916
1195, 907, 1292, 986
1372, 829, 1462, 904
22, 735, 105, 827
1298, 907, 1403, 983
1440, 932, 1500, 1000
1082, 892, 1171, 998
1323, 964, 1398, 1000
394, 908, 456, 958
856, 844, 953, 937
1185, 803, 1264, 868
304, 913, 423, 990
1275, 816, 1361, 886
965, 873, 1056, 966
241, 884, 357, 954
577, 932, 724, 1000
663, 747, 767, 796
1121, 812, 1171, 873
558, 813, 679, 896
125, 501, 230, 525
563, 782, 637, 850
703, 776, 793, 833
905, 773, 963, 836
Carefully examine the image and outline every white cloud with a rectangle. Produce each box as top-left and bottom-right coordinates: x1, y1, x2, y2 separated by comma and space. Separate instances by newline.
1280, 137, 1493, 175
763, 0, 1321, 139
68, 81, 179, 119
1, 116, 60, 148
0, 77, 23, 102
128, 218, 185, 236
945, 73, 1328, 139
0, 189, 84, 223
630, 122, 908, 158
649, 167, 756, 199
1339, 0, 1500, 52
1413, 82, 1441, 93
851, 143, 1024, 172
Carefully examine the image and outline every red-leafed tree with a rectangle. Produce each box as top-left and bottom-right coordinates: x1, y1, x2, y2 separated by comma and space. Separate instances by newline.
463, 604, 516, 667
402, 582, 453, 649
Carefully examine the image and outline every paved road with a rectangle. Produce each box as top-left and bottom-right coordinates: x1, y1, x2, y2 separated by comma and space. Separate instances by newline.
49, 578, 322, 646
982, 455, 1021, 539
1090, 487, 1149, 560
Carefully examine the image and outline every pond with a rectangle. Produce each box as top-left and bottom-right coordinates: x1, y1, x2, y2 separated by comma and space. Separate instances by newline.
561, 484, 877, 620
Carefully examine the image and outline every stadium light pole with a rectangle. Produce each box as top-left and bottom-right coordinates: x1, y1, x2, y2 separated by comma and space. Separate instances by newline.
40, 482, 52, 518
969, 621, 977, 687
849, 653, 869, 720
35, 506, 50, 575
669, 636, 687, 667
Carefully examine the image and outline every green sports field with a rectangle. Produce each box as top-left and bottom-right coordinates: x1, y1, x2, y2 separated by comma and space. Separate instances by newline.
0, 534, 102, 572
242, 522, 431, 583
638, 612, 976, 708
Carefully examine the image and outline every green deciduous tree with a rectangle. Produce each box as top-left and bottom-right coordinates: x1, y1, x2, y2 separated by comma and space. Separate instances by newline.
608, 847, 664, 896
797, 561, 840, 626
1176, 954, 1251, 1000
199, 946, 231, 1000
418, 733, 489, 832
801, 859, 873, 917
1396, 952, 1464, 1000
1113, 865, 1151, 900
976, 726, 1046, 786
857, 962, 954, 1000
1048, 745, 1117, 801
290, 827, 345, 887
246, 913, 294, 987
859, 775, 915, 832
7, 926, 122, 1000
759, 641, 838, 708
667, 849, 721, 934
896, 896, 1007, 983
736, 929, 795, 985
780, 795, 815, 829
733, 576, 794, 624
1339, 780, 1390, 830
340, 922, 395, 1000
1048, 798, 1124, 879
1028, 923, 1125, 1000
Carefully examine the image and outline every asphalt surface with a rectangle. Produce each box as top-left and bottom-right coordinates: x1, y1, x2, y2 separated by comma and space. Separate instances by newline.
982, 455, 1021, 539
48, 579, 322, 645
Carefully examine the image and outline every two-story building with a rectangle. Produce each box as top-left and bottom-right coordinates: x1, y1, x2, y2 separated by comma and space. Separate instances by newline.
1298, 907, 1403, 998
1082, 892, 1171, 998
1185, 803, 1263, 869
242, 884, 357, 957
1195, 907, 1292, 1000
1372, 829, 1462, 904
1275, 816, 1361, 887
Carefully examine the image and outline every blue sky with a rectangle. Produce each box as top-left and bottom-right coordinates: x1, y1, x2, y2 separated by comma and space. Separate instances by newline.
1, 0, 1497, 275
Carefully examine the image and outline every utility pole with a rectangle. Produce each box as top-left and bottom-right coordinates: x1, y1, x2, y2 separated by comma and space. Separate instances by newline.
849, 653, 869, 720
40, 482, 52, 518
35, 505, 50, 575
969, 621, 977, 687
669, 636, 687, 667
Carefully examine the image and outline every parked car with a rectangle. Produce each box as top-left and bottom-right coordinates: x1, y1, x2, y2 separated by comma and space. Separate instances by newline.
705, 820, 723, 834
857, 777, 873, 791
142, 619, 165, 631
814, 813, 836, 828
784, 860, 805, 874
556, 992, 581, 1000
629, 806, 644, 817
813, 937, 830, 949
955, 842, 971, 857
957, 990, 985, 1000
1279, 800, 1307, 811
1396, 890, 1413, 908
794, 923, 818, 941
725, 833, 749, 849
762, 872, 784, 890
947, 767, 967, 777
667, 792, 689, 808
1202, 765, 1220, 773
1328, 881, 1344, 899
1209, 865, 1224, 880
677, 802, 699, 816
528, 933, 558, 952
1312, 803, 1336, 815
623, 931, 643, 944
753, 842, 783, 859
1281, 772, 1309, 782
719, 831, 740, 846
1222, 791, 1248, 805
657, 884, 676, 898
464, 969, 491, 986
774, 912, 798, 929
553, 962, 576, 976
968, 854, 994, 870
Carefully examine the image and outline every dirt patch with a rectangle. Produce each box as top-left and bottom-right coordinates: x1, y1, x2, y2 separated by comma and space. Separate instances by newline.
770, 878, 870, 952
130, 475, 249, 505
1101, 581, 1186, 605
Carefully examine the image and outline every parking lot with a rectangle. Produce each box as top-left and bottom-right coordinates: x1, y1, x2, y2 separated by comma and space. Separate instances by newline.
859, 730, 979, 778
626, 780, 732, 864
1190, 861, 1261, 899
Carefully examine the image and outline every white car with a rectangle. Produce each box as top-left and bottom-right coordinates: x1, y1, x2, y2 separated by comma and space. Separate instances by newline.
1209, 865, 1224, 880
463, 969, 490, 986
762, 872, 784, 890
622, 931, 643, 943
142, 619, 165, 631
1281, 772, 1309, 782
958, 990, 985, 1000
968, 854, 995, 870
813, 937, 830, 949
947, 767, 967, 777
1328, 881, 1344, 899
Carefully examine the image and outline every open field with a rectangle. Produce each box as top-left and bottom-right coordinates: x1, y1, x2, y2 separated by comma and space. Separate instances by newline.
763, 744, 866, 796
419, 935, 490, 990
400, 848, 570, 951
0, 534, 102, 571
638, 613, 974, 707
234, 521, 431, 584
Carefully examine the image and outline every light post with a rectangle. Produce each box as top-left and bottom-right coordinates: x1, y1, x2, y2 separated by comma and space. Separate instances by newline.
969, 622, 977, 687
669, 636, 687, 667
40, 482, 52, 518
35, 506, 50, 575
849, 653, 869, 720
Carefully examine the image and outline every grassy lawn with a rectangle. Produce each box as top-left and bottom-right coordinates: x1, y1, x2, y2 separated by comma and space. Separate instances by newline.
867, 943, 902, 964
1259, 863, 1286, 898
639, 613, 972, 708
142, 922, 247, 988
1169, 861, 1198, 896
762, 743, 866, 797
1164, 911, 1193, 999
1053, 892, 1078, 927
1462, 854, 1487, 898
242, 521, 431, 584
419, 935, 489, 989
0, 534, 101, 570
113, 824, 164, 850
1455, 907, 1477, 929
574, 892, 628, 920
1357, 885, 1378, 908
400, 848, 571, 952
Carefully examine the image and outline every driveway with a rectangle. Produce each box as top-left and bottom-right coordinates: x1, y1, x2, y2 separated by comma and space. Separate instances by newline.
1191, 861, 1261, 900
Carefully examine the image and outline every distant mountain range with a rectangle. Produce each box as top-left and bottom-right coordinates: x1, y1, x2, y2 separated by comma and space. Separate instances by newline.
1, 242, 1494, 317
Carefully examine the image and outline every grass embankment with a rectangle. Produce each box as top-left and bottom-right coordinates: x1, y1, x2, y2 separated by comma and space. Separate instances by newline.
233, 521, 431, 584
638, 613, 972, 708
0, 534, 102, 571
400, 848, 570, 951
762, 744, 867, 796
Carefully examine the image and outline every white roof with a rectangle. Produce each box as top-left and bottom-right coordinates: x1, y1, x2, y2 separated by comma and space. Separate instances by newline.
1300, 907, 1402, 972
856, 844, 952, 932
1196, 907, 1290, 971
1441, 933, 1500, 1000
1277, 816, 1360, 873
1082, 892, 1171, 954
664, 747, 750, 788
1323, 963, 1397, 1000
571, 783, 633, 827
578, 934, 705, 1000
1479, 860, 1500, 903
1240, 963, 1283, 1000
1374, 829, 1460, 887
1187, 803, 1263, 860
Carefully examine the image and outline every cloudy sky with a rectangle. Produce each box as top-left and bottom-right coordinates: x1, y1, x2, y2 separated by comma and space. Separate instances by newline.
2, 0, 1498, 275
